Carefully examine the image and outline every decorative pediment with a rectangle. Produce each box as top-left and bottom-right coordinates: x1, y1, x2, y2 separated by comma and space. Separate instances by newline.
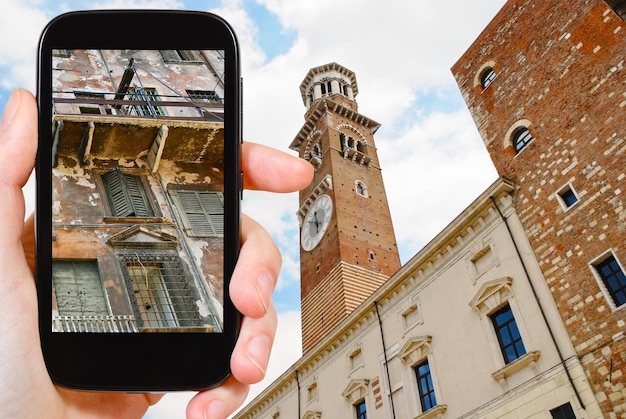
302, 411, 322, 419
342, 378, 369, 404
400, 336, 432, 366
469, 277, 513, 317
107, 225, 178, 249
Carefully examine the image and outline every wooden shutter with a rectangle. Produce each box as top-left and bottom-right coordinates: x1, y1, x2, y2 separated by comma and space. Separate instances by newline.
52, 260, 108, 316
171, 190, 224, 237
102, 168, 154, 217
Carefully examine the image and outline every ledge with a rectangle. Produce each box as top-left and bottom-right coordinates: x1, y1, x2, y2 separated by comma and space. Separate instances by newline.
415, 404, 447, 419
492, 350, 541, 383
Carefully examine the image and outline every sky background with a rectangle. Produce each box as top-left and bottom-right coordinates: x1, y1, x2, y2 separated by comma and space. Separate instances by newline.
1, 0, 507, 417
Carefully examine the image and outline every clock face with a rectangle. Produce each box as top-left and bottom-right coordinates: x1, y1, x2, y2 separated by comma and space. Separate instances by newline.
301, 194, 333, 251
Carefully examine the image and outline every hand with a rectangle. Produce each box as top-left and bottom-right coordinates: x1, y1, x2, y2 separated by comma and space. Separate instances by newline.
0, 89, 313, 419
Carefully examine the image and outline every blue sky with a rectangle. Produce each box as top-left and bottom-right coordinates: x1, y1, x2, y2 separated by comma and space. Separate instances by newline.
1, 0, 506, 416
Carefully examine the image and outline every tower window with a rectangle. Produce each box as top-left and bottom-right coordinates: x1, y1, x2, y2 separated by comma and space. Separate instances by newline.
593, 254, 626, 307
512, 127, 534, 154
480, 68, 496, 89
355, 180, 368, 197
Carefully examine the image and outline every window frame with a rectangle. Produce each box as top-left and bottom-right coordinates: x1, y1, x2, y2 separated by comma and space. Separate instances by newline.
355, 400, 367, 419
414, 360, 437, 413
490, 303, 527, 364
52, 259, 109, 317
512, 127, 534, 154
556, 183, 579, 211
591, 252, 626, 308
480, 68, 496, 89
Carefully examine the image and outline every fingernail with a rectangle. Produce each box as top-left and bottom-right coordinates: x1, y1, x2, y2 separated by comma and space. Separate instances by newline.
255, 271, 274, 315
247, 335, 269, 376
204, 400, 226, 419
0, 90, 20, 132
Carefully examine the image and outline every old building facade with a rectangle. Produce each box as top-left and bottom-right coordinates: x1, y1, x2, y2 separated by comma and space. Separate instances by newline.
452, 0, 626, 415
51, 49, 226, 333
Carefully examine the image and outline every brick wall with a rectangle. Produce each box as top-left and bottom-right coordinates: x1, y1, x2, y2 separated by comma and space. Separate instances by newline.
452, 0, 626, 415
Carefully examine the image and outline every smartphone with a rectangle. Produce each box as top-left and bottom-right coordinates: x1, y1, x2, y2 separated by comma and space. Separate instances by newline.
36, 10, 241, 391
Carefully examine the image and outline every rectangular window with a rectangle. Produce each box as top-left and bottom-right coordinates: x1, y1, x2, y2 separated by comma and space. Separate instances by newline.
120, 253, 201, 330
355, 400, 367, 419
170, 190, 224, 237
52, 260, 108, 317
557, 184, 579, 210
102, 168, 154, 217
186, 89, 223, 104
160, 50, 200, 63
415, 360, 437, 412
491, 304, 526, 363
126, 87, 167, 117
550, 402, 576, 419
594, 254, 626, 307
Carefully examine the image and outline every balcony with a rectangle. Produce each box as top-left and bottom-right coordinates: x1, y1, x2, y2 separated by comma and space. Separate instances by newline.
52, 314, 139, 333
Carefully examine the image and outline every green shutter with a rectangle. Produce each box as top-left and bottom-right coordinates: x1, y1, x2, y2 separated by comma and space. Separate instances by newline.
102, 168, 154, 217
53, 260, 108, 316
171, 190, 224, 237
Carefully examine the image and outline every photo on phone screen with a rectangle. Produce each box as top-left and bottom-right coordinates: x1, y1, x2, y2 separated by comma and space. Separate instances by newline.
50, 49, 226, 334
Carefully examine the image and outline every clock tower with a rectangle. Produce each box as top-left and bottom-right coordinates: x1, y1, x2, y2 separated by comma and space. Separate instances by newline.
290, 63, 401, 352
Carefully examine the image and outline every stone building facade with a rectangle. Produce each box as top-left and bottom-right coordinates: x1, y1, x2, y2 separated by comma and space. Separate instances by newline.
51, 49, 226, 333
235, 176, 602, 418
452, 0, 626, 415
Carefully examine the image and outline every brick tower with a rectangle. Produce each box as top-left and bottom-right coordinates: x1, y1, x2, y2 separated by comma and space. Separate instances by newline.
452, 0, 626, 415
290, 63, 401, 352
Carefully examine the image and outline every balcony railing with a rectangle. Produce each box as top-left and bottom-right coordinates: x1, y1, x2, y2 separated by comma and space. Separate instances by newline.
52, 91, 224, 122
52, 314, 139, 333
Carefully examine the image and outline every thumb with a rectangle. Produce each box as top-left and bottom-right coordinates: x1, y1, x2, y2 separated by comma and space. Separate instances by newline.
0, 89, 38, 247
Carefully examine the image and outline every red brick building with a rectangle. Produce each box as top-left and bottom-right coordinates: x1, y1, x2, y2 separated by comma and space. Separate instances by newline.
452, 0, 626, 415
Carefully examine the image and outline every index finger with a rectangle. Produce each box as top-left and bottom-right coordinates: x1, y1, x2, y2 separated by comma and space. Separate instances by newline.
241, 142, 313, 193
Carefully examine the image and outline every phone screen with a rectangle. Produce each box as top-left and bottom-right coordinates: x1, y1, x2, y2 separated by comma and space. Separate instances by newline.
50, 49, 226, 334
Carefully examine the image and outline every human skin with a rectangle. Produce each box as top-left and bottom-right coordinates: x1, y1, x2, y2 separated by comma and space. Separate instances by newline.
0, 88, 313, 419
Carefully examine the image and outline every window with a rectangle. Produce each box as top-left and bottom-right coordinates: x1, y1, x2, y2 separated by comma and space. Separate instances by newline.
513, 127, 534, 153
594, 254, 626, 307
170, 190, 224, 237
52, 260, 108, 317
491, 304, 526, 363
355, 400, 367, 419
127, 87, 167, 117
120, 253, 201, 329
186, 89, 223, 104
53, 49, 71, 57
415, 360, 437, 412
550, 402, 576, 419
102, 168, 155, 217
557, 184, 579, 210
481, 68, 496, 89
355, 181, 368, 197
160, 50, 200, 62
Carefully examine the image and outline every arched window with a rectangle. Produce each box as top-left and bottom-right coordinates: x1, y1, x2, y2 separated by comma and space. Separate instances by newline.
480, 68, 496, 89
355, 180, 368, 197
512, 127, 534, 153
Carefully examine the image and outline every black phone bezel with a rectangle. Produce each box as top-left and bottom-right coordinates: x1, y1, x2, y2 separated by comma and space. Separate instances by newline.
36, 10, 241, 392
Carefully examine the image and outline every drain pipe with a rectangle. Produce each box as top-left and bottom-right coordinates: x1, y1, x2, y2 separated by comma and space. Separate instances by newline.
296, 369, 301, 419
374, 301, 396, 419
489, 196, 585, 409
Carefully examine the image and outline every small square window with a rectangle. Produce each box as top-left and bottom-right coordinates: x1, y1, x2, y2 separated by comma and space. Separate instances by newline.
557, 184, 579, 210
